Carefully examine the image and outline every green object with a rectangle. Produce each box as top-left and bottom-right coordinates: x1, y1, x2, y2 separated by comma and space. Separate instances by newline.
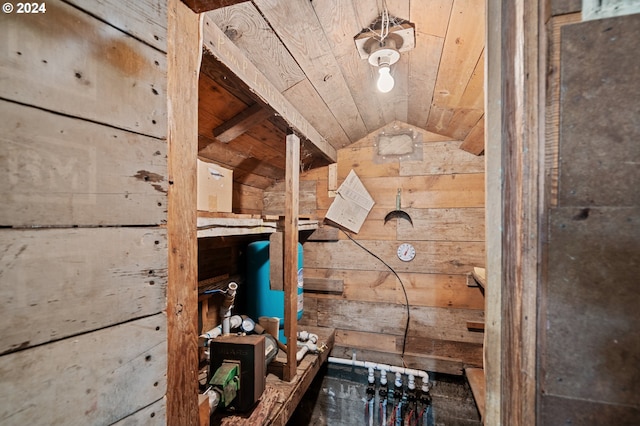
210, 362, 240, 407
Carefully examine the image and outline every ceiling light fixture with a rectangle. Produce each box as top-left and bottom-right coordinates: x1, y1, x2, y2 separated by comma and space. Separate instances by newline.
354, 4, 415, 94
367, 37, 401, 93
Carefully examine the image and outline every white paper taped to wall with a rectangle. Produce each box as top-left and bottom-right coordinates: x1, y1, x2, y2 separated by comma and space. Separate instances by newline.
325, 170, 375, 233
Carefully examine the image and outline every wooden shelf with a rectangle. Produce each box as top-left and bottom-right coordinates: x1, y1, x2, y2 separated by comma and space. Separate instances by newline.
197, 212, 319, 238
467, 266, 487, 290
465, 367, 486, 424
211, 326, 335, 426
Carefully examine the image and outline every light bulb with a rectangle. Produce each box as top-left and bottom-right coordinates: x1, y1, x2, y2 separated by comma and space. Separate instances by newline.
377, 65, 394, 93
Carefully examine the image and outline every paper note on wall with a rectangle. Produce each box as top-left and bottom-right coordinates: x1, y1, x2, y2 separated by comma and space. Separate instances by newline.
325, 170, 374, 233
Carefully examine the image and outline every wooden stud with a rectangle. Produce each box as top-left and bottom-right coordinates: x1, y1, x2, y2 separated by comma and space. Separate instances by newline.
284, 133, 300, 382
167, 0, 201, 424
485, 0, 503, 423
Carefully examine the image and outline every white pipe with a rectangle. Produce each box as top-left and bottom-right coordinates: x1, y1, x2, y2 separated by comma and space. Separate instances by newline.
221, 282, 238, 335
204, 387, 220, 415
296, 340, 319, 362
328, 355, 430, 384
200, 315, 242, 340
200, 324, 222, 340
297, 330, 318, 343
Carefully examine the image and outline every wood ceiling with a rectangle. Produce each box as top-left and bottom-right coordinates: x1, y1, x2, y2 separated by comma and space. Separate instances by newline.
194, 0, 485, 190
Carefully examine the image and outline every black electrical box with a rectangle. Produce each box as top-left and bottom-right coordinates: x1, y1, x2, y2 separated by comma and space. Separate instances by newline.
209, 334, 266, 412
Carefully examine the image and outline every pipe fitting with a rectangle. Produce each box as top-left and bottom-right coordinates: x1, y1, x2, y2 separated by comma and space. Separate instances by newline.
394, 372, 403, 388
326, 355, 430, 391
407, 374, 415, 390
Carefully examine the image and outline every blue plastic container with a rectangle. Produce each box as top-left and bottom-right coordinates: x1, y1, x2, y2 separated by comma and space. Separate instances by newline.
245, 241, 303, 341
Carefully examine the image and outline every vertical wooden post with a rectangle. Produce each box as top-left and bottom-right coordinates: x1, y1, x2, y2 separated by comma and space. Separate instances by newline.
284, 133, 300, 382
484, 0, 503, 424
167, 0, 201, 424
486, 0, 542, 424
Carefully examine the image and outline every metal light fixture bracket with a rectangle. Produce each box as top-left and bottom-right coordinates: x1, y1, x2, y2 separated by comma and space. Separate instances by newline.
354, 22, 416, 61
366, 36, 401, 67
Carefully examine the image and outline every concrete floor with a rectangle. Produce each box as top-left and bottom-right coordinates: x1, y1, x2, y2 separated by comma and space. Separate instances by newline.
288, 363, 481, 426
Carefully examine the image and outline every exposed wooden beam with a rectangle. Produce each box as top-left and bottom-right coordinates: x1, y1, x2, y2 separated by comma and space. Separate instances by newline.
283, 133, 300, 382
181, 0, 247, 13
167, 0, 200, 424
200, 53, 257, 105
201, 15, 336, 163
213, 103, 273, 143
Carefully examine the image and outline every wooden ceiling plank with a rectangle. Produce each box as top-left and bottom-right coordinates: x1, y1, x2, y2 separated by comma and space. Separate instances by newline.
181, 0, 247, 13
283, 79, 351, 149
311, 0, 386, 134
426, 105, 455, 136
198, 72, 248, 140
213, 103, 273, 143
448, 108, 484, 141
202, 15, 337, 162
207, 2, 306, 93
431, 0, 485, 109
458, 48, 485, 110
410, 0, 454, 38
203, 130, 286, 170
253, 0, 368, 143
407, 33, 445, 129
460, 115, 485, 155
199, 135, 286, 181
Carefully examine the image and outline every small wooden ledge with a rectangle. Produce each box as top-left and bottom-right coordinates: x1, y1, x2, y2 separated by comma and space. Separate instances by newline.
197, 212, 319, 238
465, 367, 486, 424
467, 266, 487, 289
212, 326, 335, 426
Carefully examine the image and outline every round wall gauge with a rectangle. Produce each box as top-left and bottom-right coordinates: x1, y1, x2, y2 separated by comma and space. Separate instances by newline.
397, 243, 416, 262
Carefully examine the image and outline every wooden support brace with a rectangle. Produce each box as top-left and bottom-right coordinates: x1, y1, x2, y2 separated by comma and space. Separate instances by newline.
213, 103, 272, 143
284, 133, 300, 382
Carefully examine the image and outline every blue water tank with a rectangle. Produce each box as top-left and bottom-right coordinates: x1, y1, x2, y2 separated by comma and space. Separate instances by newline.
245, 241, 303, 341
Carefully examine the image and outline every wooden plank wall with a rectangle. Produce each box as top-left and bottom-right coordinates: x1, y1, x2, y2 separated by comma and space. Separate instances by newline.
0, 1, 168, 424
539, 10, 640, 424
300, 121, 485, 375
